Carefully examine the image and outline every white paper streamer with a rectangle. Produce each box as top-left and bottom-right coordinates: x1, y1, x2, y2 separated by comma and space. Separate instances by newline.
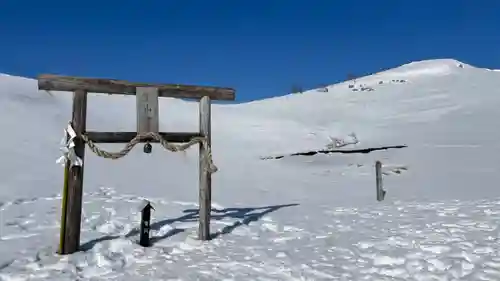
56, 122, 83, 167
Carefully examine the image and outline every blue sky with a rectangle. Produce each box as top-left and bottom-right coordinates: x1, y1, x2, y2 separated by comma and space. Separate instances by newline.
1, 1, 499, 102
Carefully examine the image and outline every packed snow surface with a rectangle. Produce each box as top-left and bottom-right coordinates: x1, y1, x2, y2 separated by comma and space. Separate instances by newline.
1, 59, 500, 280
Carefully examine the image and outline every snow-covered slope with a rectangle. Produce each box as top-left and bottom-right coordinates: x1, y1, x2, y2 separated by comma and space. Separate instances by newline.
1, 59, 500, 280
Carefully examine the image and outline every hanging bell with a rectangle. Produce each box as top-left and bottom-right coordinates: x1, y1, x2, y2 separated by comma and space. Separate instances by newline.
143, 142, 152, 154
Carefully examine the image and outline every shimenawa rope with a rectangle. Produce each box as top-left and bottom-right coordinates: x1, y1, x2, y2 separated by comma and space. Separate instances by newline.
80, 132, 217, 173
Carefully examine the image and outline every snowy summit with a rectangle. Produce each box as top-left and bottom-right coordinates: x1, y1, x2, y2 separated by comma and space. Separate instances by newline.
1, 59, 500, 280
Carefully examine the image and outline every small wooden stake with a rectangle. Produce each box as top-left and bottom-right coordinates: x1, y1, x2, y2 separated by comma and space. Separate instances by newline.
61, 90, 87, 254
375, 160, 386, 201
198, 96, 211, 240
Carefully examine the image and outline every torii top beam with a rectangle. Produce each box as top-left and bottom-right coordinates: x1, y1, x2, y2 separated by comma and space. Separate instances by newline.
37, 74, 236, 101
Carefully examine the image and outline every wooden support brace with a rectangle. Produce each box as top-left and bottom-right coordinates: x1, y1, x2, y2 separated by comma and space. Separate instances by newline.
60, 90, 87, 254
85, 132, 201, 143
198, 96, 212, 240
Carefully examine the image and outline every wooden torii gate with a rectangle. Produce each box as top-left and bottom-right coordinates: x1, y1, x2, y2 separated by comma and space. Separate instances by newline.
38, 74, 235, 255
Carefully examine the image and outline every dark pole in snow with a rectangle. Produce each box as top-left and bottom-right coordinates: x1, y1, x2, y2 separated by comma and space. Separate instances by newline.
376, 161, 386, 201
139, 201, 154, 247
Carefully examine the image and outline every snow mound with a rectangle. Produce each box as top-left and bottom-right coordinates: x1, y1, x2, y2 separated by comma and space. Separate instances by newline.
377, 59, 469, 77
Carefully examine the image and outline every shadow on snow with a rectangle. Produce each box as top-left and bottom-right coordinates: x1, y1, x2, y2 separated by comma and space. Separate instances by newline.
81, 203, 299, 251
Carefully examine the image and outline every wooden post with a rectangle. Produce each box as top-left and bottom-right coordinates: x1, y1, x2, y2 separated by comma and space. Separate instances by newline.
58, 160, 70, 254
60, 90, 87, 254
198, 96, 211, 240
375, 160, 386, 201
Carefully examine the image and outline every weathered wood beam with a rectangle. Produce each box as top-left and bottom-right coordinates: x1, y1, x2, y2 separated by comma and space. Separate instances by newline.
136, 87, 159, 134
198, 96, 212, 240
38, 74, 236, 101
85, 132, 201, 143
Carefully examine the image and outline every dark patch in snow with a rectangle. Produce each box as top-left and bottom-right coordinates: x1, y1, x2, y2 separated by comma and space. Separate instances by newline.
261, 145, 408, 160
